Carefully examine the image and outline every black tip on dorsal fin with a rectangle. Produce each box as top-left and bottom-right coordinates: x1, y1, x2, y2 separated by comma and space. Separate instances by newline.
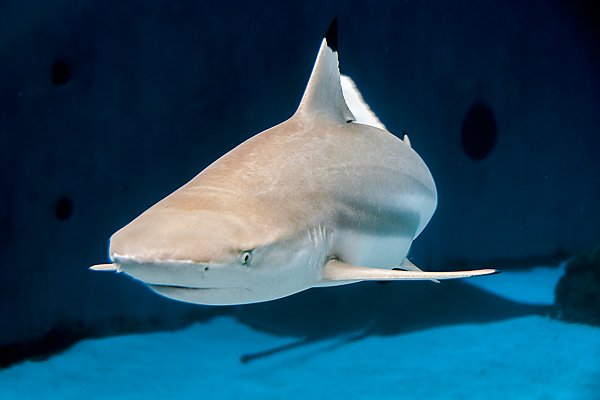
325, 17, 338, 52
295, 16, 354, 123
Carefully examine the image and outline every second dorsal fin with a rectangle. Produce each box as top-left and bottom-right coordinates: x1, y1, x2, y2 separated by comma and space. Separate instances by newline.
295, 18, 355, 124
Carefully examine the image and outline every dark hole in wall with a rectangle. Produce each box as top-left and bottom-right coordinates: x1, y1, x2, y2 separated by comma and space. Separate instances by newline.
461, 102, 497, 161
564, 0, 600, 66
0, 194, 14, 246
51, 60, 71, 86
55, 196, 73, 221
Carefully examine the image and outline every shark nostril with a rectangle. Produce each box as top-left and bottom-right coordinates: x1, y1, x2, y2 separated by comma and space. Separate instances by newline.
204, 266, 209, 271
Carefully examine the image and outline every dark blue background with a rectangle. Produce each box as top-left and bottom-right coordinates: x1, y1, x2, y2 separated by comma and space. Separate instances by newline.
1, 0, 599, 365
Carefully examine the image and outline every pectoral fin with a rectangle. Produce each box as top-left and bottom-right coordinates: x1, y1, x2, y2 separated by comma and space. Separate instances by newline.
321, 260, 498, 283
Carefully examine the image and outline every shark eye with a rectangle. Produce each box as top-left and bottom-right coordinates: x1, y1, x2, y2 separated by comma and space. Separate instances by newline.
240, 251, 252, 265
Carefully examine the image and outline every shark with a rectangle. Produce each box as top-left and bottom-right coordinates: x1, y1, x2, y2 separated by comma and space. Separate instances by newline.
91, 19, 497, 305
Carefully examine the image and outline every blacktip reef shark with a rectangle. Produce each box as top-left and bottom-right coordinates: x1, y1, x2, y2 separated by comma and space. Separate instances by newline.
91, 19, 498, 305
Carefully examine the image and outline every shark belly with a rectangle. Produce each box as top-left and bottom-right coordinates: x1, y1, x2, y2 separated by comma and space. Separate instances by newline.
325, 152, 437, 270
333, 230, 414, 269
330, 195, 434, 269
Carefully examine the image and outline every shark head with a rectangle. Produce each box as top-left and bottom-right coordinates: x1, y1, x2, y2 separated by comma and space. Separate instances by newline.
107, 203, 323, 305
96, 23, 348, 305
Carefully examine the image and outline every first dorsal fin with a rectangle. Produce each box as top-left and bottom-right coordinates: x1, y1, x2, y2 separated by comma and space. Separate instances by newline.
295, 18, 355, 124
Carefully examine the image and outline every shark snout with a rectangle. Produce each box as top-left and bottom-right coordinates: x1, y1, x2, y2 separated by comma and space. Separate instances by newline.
108, 207, 248, 271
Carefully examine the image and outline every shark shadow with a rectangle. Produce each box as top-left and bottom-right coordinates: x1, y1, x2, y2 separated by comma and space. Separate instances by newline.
235, 280, 548, 362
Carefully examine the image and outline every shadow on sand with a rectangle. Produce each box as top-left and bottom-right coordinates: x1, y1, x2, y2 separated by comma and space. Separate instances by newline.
235, 280, 548, 362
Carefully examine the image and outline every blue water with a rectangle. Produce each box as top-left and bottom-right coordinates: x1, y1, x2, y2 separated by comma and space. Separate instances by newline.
2, 1, 599, 399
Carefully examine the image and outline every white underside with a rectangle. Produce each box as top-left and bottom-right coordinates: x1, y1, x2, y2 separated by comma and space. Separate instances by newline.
332, 230, 412, 270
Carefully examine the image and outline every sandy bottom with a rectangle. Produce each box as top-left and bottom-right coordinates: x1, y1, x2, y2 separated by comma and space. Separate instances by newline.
1, 313, 599, 400
2, 265, 599, 399
466, 263, 567, 305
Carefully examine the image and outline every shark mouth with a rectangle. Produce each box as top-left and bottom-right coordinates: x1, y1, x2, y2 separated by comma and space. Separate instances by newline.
148, 285, 252, 306
149, 284, 250, 291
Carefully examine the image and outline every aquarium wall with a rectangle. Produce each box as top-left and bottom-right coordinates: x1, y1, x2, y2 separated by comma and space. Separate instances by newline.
1, 0, 599, 363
